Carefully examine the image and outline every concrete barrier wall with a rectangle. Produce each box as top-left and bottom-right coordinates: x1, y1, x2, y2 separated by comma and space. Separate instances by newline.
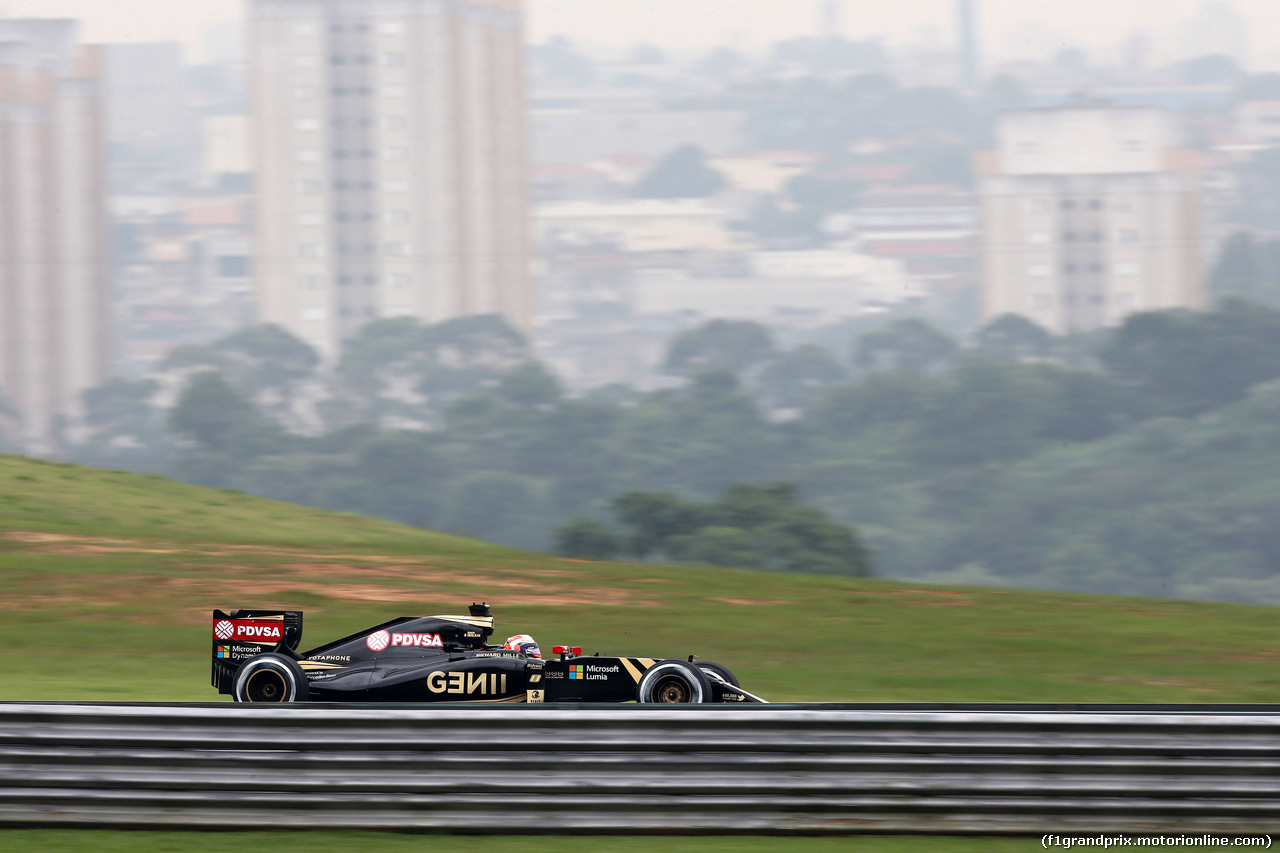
2, 703, 1279, 833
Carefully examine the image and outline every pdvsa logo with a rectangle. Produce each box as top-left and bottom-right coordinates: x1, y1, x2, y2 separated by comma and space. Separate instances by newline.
366, 630, 443, 651
390, 632, 443, 648
213, 620, 282, 642
237, 624, 282, 640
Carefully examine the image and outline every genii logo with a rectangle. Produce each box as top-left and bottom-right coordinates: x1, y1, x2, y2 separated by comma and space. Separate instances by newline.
366, 630, 391, 651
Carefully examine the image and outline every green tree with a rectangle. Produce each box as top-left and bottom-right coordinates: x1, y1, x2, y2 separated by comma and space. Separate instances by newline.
803, 369, 939, 439
976, 314, 1054, 361
915, 359, 1059, 465
1037, 366, 1129, 443
753, 344, 848, 412
441, 471, 547, 550
712, 482, 799, 530
1231, 148, 1280, 231
168, 371, 283, 455
506, 400, 621, 510
328, 314, 531, 429
756, 501, 872, 575
349, 431, 448, 528
554, 518, 622, 560
74, 378, 171, 468
1101, 302, 1280, 417
610, 490, 706, 557
161, 324, 320, 431
667, 526, 759, 569
632, 145, 727, 199
82, 378, 159, 430
610, 482, 873, 576
664, 320, 776, 376
855, 318, 959, 371
212, 324, 319, 390
0, 390, 19, 452
496, 362, 563, 409
1210, 232, 1264, 303
1208, 232, 1280, 307
614, 370, 783, 492
434, 364, 620, 512
333, 317, 426, 390
423, 314, 528, 367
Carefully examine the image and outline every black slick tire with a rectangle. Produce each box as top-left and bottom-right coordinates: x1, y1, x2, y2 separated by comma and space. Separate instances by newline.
232, 653, 310, 703
696, 661, 740, 687
637, 659, 711, 704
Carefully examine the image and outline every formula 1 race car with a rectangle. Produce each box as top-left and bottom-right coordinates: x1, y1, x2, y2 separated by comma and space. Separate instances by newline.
211, 603, 765, 704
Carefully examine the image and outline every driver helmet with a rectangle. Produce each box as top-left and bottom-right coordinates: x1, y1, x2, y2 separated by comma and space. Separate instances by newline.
503, 633, 541, 658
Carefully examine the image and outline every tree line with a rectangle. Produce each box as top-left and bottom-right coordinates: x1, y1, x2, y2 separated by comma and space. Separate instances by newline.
59, 298, 1280, 602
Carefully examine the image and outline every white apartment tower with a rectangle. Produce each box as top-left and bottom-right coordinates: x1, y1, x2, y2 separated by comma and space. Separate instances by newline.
977, 107, 1202, 334
250, 0, 529, 359
0, 21, 110, 452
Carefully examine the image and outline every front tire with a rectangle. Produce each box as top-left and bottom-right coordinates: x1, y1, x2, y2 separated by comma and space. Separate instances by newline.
696, 661, 739, 688
232, 654, 309, 703
637, 659, 711, 704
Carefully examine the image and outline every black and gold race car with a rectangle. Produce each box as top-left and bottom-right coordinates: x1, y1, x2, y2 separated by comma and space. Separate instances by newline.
211, 603, 765, 704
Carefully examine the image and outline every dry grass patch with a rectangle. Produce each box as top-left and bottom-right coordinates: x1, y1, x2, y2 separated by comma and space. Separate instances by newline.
712, 597, 794, 606
845, 589, 974, 606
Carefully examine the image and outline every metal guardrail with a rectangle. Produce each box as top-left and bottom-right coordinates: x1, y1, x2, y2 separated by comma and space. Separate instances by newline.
2, 703, 1280, 833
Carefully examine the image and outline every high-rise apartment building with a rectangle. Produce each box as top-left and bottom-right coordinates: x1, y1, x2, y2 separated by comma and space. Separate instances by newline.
249, 0, 529, 360
977, 107, 1202, 334
0, 21, 110, 453
956, 0, 979, 92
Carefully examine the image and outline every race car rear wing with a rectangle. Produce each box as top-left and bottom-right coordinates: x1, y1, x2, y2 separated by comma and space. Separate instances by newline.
211, 609, 303, 692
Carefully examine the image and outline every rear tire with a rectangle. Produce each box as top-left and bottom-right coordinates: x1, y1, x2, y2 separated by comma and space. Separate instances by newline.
232, 654, 309, 703
637, 659, 710, 704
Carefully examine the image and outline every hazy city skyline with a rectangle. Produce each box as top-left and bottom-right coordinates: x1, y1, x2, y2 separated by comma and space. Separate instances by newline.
3, 0, 1280, 69
248, 0, 531, 359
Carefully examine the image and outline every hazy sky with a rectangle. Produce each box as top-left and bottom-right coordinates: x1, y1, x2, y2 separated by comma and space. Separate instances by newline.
4, 0, 1280, 68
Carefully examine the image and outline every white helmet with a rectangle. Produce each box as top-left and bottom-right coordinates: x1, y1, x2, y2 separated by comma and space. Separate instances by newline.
503, 633, 541, 658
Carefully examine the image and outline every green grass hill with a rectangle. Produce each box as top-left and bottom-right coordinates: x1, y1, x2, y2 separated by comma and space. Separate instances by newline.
1, 452, 1278, 703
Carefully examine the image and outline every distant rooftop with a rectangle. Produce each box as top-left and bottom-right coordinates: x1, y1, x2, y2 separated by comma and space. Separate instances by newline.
992, 106, 1184, 176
